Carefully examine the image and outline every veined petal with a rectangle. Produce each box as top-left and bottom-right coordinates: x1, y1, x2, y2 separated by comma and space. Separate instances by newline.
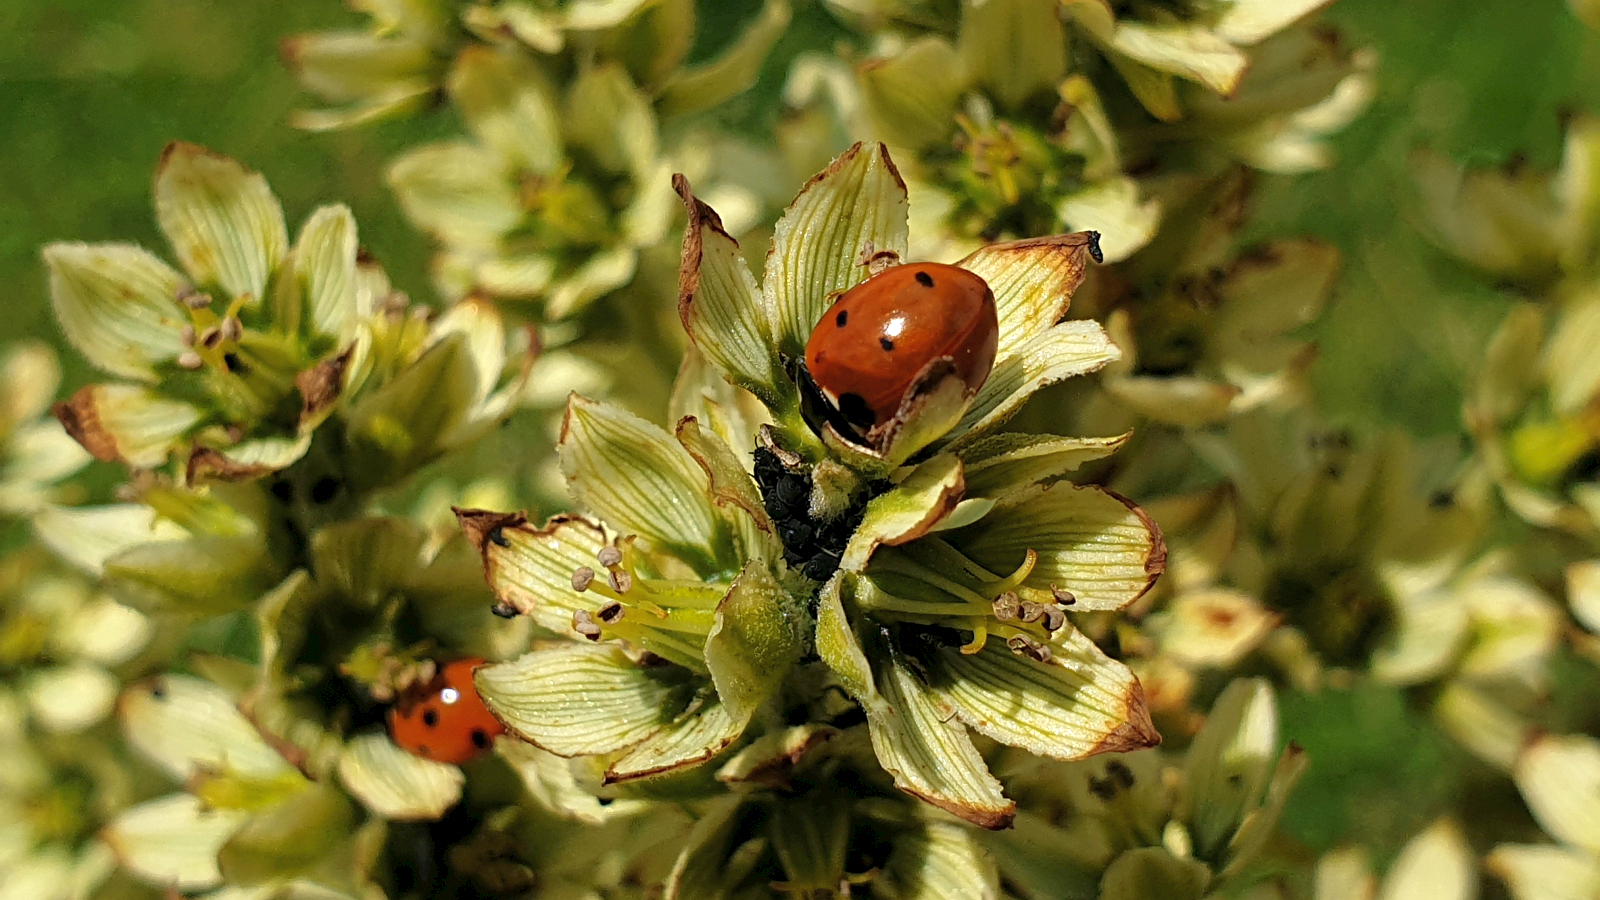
877, 820, 1001, 900
32, 503, 187, 576
956, 232, 1097, 365
1379, 819, 1475, 900
458, 510, 607, 634
842, 453, 965, 572
816, 575, 879, 703
867, 650, 1014, 828
153, 143, 287, 301
497, 739, 650, 824
103, 794, 248, 891
282, 30, 438, 103
1104, 373, 1243, 427
558, 395, 721, 570
674, 176, 785, 405
42, 242, 187, 380
1215, 0, 1330, 44
1514, 733, 1600, 856
1487, 844, 1600, 900
475, 643, 686, 757
705, 560, 801, 723
119, 675, 295, 782
337, 734, 463, 821
54, 383, 202, 467
387, 141, 521, 248
930, 629, 1159, 760
764, 142, 909, 359
1055, 179, 1160, 264
1106, 22, 1249, 95
605, 692, 745, 783
1182, 678, 1279, 861
858, 37, 967, 151
946, 320, 1120, 449
293, 204, 359, 342
950, 482, 1165, 611
448, 46, 564, 174
956, 432, 1130, 499
566, 64, 657, 176
676, 416, 775, 548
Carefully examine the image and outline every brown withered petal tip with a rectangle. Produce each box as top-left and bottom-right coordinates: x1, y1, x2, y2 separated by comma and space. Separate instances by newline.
909, 789, 1016, 831
454, 507, 530, 552
53, 388, 122, 462
186, 446, 278, 484
1090, 679, 1163, 755
296, 347, 354, 426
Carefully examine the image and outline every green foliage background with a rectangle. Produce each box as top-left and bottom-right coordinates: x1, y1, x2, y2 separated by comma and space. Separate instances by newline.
4, 0, 1599, 885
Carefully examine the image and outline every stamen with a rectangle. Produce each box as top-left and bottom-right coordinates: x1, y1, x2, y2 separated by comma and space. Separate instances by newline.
571, 567, 595, 592
608, 569, 633, 593
1051, 585, 1077, 606
1040, 606, 1066, 634
199, 326, 224, 350
597, 546, 622, 567
992, 592, 1021, 621
1007, 634, 1052, 663
220, 316, 243, 342
180, 324, 196, 347
597, 601, 624, 624
1018, 600, 1047, 624
178, 351, 204, 370
960, 619, 989, 655
179, 288, 212, 310
572, 609, 602, 640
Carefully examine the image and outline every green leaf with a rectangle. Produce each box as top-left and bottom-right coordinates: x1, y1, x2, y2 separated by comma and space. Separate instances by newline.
558, 395, 721, 571
930, 629, 1160, 760
42, 242, 188, 380
951, 482, 1165, 611
475, 643, 686, 757
336, 734, 464, 821
153, 142, 288, 302
704, 560, 800, 724
765, 142, 909, 360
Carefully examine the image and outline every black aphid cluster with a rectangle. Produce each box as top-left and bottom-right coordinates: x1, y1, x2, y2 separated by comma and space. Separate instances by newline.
753, 446, 869, 583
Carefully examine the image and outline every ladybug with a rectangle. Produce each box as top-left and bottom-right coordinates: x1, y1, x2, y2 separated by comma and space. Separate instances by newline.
387, 658, 505, 764
802, 262, 998, 437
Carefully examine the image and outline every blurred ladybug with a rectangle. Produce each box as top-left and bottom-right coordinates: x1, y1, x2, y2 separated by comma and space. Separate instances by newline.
801, 262, 998, 440
388, 658, 505, 764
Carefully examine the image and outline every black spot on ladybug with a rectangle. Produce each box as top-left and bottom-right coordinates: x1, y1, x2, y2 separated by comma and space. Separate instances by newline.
837, 392, 876, 430
835, 310, 848, 327
879, 337, 894, 352
915, 270, 934, 288
488, 526, 510, 548
471, 728, 492, 749
422, 708, 439, 728
311, 476, 341, 504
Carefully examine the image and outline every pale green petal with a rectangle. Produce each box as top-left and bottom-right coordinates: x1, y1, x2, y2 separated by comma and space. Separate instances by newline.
1487, 844, 1600, 900
956, 431, 1129, 499
930, 629, 1159, 759
816, 575, 878, 702
0, 341, 60, 427
477, 254, 556, 298
342, 333, 478, 490
497, 738, 651, 824
1055, 178, 1160, 263
606, 693, 745, 782
566, 64, 657, 175
947, 320, 1121, 448
544, 247, 638, 320
288, 85, 437, 132
705, 561, 801, 723
458, 509, 608, 634
120, 675, 295, 782
104, 534, 274, 615
1216, 0, 1329, 43
53, 383, 201, 467
674, 176, 785, 404
448, 46, 564, 174
42, 242, 187, 380
958, 0, 1064, 110
868, 652, 1013, 828
2, 421, 92, 512
1458, 575, 1560, 680
1369, 588, 1470, 685
153, 143, 287, 301
664, 796, 764, 900
337, 733, 463, 821
1545, 288, 1600, 417
24, 662, 117, 733
956, 232, 1097, 365
558, 395, 720, 569
764, 142, 909, 359
475, 643, 684, 756
1515, 733, 1600, 856
1183, 679, 1278, 861
878, 820, 1000, 900
1107, 22, 1248, 95
293, 205, 359, 342
104, 794, 247, 890
1104, 373, 1243, 427
188, 434, 313, 483
658, 0, 791, 117
309, 517, 426, 610
842, 453, 965, 571
1314, 846, 1375, 900
282, 31, 437, 104
0, 848, 73, 900
1434, 681, 1530, 770
387, 141, 521, 247
1566, 559, 1600, 635
1099, 847, 1210, 900
715, 723, 840, 786
33, 503, 187, 576
55, 593, 151, 665
675, 416, 775, 550
217, 783, 357, 883
1379, 819, 1475, 900
951, 482, 1164, 611
1157, 589, 1277, 668
427, 297, 510, 412
859, 37, 966, 150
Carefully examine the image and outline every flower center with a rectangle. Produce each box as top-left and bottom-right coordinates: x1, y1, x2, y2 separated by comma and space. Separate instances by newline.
568, 539, 724, 672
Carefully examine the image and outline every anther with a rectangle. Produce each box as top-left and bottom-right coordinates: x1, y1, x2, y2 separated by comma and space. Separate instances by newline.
572, 609, 602, 640
571, 567, 595, 592
1007, 634, 1052, 663
1051, 585, 1077, 606
992, 592, 1021, 621
178, 288, 212, 309
178, 351, 204, 370
608, 569, 633, 594
220, 316, 243, 342
180, 324, 196, 347
597, 600, 624, 624
1018, 600, 1047, 624
597, 546, 622, 567
1040, 606, 1066, 634
199, 327, 224, 350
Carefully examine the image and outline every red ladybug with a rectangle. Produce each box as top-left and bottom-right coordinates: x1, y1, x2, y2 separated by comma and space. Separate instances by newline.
803, 262, 999, 436
387, 658, 505, 764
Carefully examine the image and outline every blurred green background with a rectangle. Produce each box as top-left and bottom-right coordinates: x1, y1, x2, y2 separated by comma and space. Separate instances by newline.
2, 0, 1597, 873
